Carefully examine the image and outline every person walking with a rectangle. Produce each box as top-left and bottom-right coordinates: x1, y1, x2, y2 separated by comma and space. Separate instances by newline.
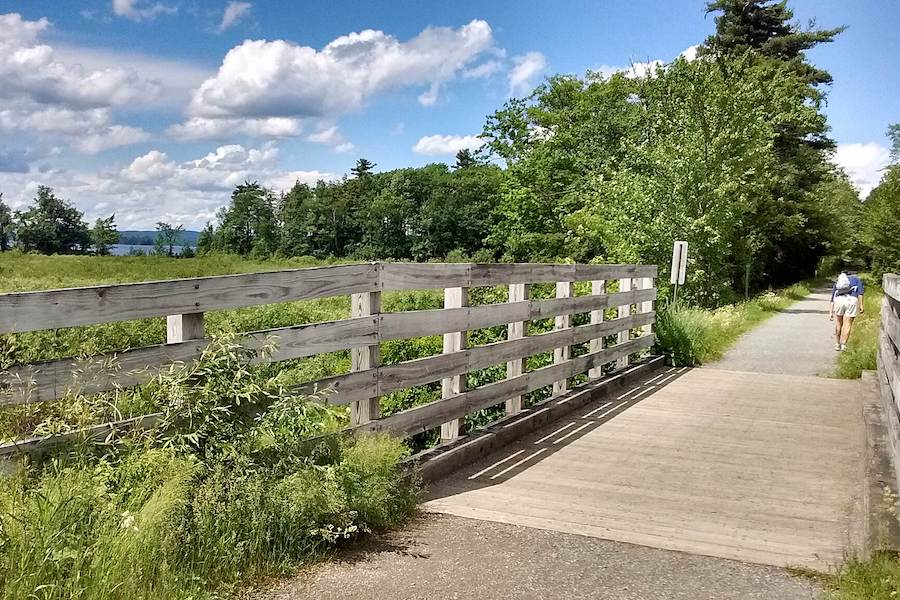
829, 270, 864, 351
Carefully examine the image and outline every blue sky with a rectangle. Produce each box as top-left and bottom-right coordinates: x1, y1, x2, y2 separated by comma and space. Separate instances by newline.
0, 0, 897, 229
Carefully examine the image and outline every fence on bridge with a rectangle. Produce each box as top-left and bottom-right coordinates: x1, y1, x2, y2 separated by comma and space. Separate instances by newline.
879, 273, 900, 491
0, 262, 658, 456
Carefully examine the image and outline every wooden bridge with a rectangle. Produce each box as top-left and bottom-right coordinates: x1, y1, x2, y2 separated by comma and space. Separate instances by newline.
2, 264, 899, 584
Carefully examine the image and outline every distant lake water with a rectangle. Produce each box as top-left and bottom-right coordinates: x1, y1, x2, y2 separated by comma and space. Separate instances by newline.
110, 244, 190, 256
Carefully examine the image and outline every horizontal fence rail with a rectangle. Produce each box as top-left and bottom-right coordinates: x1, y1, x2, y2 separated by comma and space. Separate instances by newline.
0, 262, 658, 455
879, 273, 900, 492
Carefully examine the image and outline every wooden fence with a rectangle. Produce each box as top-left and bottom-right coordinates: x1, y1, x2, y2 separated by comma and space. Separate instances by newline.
0, 262, 658, 455
879, 273, 900, 491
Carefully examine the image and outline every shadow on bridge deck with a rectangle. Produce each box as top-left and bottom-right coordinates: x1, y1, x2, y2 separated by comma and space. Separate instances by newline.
424, 367, 867, 571
426, 366, 691, 490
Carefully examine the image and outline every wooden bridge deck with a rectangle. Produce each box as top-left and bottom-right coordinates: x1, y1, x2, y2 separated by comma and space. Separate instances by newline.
425, 366, 867, 570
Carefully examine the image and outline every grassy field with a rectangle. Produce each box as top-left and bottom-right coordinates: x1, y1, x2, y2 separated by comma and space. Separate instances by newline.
654, 282, 811, 366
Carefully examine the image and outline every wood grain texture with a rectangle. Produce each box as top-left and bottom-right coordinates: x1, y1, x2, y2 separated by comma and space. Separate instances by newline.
553, 281, 573, 396
350, 291, 382, 425
884, 274, 900, 303
380, 263, 656, 290
589, 280, 606, 379
356, 335, 654, 436
441, 287, 468, 441
506, 283, 529, 414
1, 316, 378, 405
617, 278, 634, 370
425, 368, 866, 571
0, 262, 379, 334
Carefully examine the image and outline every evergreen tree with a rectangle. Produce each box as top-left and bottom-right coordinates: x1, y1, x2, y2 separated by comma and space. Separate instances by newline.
216, 181, 279, 257
91, 214, 119, 256
350, 158, 376, 178
278, 182, 315, 256
15, 186, 90, 254
704, 0, 845, 86
196, 223, 215, 255
454, 149, 476, 170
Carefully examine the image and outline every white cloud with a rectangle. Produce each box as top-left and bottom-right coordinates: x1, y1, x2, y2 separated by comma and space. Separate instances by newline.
166, 116, 303, 140
508, 51, 546, 96
176, 20, 495, 138
0, 13, 162, 154
54, 44, 211, 108
75, 125, 150, 154
0, 13, 163, 109
833, 143, 892, 198
217, 1, 251, 33
334, 142, 355, 154
412, 134, 482, 155
112, 0, 177, 22
0, 142, 338, 229
593, 46, 699, 80
464, 59, 504, 79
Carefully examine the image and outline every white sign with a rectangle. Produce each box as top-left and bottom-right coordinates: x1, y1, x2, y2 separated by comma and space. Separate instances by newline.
670, 241, 688, 285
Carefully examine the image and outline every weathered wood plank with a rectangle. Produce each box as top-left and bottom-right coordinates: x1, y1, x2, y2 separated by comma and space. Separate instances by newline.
506, 283, 529, 414
311, 313, 653, 407
553, 281, 573, 396
884, 274, 900, 303
350, 290, 381, 425
0, 263, 379, 334
1, 316, 378, 405
589, 280, 606, 379
617, 278, 634, 369
380, 263, 657, 290
0, 413, 161, 457
167, 312, 204, 343
358, 335, 654, 437
441, 287, 468, 441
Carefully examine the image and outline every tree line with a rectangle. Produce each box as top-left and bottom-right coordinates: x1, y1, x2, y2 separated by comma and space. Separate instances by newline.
1, 1, 896, 305
0, 187, 193, 258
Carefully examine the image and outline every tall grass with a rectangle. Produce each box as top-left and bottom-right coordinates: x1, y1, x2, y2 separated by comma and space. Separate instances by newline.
654, 283, 811, 366
0, 338, 419, 600
823, 552, 900, 599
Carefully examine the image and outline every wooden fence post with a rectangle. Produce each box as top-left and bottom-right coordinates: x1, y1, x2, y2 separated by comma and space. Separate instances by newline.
166, 313, 204, 343
441, 286, 468, 441
588, 280, 606, 379
640, 276, 654, 337
553, 281, 573, 396
351, 290, 381, 426
506, 283, 530, 414
616, 277, 633, 369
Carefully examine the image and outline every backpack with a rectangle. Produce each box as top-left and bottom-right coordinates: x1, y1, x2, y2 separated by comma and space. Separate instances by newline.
835, 272, 852, 295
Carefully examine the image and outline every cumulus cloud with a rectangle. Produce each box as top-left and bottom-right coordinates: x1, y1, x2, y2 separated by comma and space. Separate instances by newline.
508, 51, 546, 96
594, 45, 699, 80
0, 142, 338, 229
167, 116, 302, 140
112, 0, 177, 22
412, 134, 482, 155
218, 1, 252, 33
75, 125, 150, 155
0, 13, 159, 153
175, 20, 495, 138
833, 143, 892, 198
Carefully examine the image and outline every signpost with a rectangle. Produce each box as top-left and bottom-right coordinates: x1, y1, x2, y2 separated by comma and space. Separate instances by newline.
671, 241, 688, 304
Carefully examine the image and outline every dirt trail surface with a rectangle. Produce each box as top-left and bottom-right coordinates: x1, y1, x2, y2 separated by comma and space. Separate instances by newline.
261, 514, 821, 600
709, 288, 838, 376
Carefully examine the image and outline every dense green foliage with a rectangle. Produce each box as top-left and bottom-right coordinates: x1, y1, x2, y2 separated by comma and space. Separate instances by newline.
654, 283, 810, 366
201, 160, 503, 262
0, 194, 11, 252
90, 215, 119, 256
14, 186, 91, 255
0, 337, 418, 600
864, 128, 900, 277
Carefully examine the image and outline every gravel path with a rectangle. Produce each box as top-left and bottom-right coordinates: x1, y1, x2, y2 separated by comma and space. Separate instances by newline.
709, 288, 838, 376
261, 514, 821, 600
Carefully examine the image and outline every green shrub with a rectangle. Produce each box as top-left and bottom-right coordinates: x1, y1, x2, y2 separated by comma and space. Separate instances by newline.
0, 337, 419, 600
825, 551, 900, 599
